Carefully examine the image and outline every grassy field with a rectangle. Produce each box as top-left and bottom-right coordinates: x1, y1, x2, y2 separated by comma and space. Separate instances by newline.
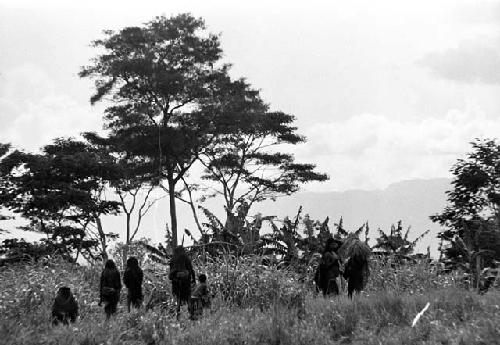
0, 258, 499, 345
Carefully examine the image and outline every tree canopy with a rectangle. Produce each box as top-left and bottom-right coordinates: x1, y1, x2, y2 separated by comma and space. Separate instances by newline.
80, 13, 328, 248
0, 138, 122, 261
83, 131, 163, 244
80, 14, 229, 247
431, 139, 500, 269
198, 78, 328, 234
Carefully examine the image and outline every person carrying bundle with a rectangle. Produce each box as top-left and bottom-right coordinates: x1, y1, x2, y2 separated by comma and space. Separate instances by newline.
168, 246, 196, 318
341, 237, 371, 298
315, 238, 343, 296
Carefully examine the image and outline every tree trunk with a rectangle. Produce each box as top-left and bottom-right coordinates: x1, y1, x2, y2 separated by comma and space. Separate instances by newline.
122, 245, 129, 268
224, 208, 234, 232
96, 217, 108, 261
181, 178, 205, 236
126, 213, 131, 244
168, 177, 178, 248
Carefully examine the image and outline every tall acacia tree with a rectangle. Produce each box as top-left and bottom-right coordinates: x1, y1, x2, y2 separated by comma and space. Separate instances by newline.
80, 14, 228, 247
198, 78, 329, 235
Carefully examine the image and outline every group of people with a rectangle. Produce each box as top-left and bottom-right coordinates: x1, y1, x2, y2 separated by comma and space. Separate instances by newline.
98, 257, 144, 318
315, 237, 368, 298
169, 245, 211, 320
52, 239, 365, 325
51, 249, 211, 325
51, 256, 144, 325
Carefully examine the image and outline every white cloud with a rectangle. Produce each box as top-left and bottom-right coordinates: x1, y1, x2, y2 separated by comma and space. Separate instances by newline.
420, 37, 500, 84
0, 64, 102, 151
296, 106, 500, 191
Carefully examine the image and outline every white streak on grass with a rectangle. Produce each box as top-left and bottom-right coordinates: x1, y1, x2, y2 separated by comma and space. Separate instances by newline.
411, 302, 430, 327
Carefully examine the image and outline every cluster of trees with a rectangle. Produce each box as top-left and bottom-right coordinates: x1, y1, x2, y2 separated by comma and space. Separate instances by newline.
0, 14, 327, 263
432, 139, 500, 280
1, 14, 498, 280
192, 203, 428, 267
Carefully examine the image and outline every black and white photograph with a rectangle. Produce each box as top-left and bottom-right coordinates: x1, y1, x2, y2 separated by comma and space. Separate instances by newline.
0, 0, 499, 343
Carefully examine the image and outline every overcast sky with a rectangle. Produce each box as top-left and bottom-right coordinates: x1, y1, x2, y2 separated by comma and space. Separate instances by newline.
1, 0, 500, 192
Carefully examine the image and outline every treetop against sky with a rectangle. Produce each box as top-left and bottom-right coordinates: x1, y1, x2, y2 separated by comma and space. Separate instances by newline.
1, 0, 500, 191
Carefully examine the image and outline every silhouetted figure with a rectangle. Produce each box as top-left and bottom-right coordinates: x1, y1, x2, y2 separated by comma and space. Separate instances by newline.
169, 246, 195, 318
123, 256, 144, 312
99, 259, 122, 319
315, 238, 342, 296
343, 253, 370, 298
189, 273, 210, 320
51, 286, 78, 325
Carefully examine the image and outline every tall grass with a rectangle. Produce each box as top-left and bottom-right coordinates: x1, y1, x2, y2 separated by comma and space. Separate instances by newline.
0, 258, 498, 345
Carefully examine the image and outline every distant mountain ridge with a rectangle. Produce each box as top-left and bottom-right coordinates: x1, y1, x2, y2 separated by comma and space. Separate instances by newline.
250, 178, 451, 256
1, 178, 452, 257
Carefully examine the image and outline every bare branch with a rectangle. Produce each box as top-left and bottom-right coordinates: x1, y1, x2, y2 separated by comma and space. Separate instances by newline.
130, 186, 166, 241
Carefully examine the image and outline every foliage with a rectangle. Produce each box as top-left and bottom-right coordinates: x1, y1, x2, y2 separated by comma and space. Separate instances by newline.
80, 14, 328, 248
433, 139, 500, 227
0, 239, 69, 266
334, 216, 349, 238
0, 258, 499, 345
431, 139, 500, 271
80, 13, 229, 247
0, 143, 9, 157
198, 78, 328, 230
260, 207, 304, 264
83, 132, 163, 244
373, 220, 430, 258
193, 206, 378, 268
0, 142, 12, 231
301, 213, 332, 255
0, 138, 121, 261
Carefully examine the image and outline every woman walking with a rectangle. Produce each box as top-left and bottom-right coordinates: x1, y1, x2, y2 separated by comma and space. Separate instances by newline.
315, 238, 342, 296
168, 246, 196, 318
123, 256, 144, 312
99, 259, 122, 319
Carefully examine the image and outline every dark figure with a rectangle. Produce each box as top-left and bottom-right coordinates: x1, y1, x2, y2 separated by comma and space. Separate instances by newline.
51, 286, 78, 325
343, 254, 370, 298
123, 256, 144, 312
169, 246, 195, 318
315, 238, 342, 296
99, 259, 122, 319
189, 273, 211, 320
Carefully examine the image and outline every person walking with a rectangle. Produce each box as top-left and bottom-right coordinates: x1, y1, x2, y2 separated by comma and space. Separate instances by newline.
168, 246, 196, 318
189, 273, 211, 320
315, 238, 342, 296
99, 259, 122, 319
123, 256, 144, 312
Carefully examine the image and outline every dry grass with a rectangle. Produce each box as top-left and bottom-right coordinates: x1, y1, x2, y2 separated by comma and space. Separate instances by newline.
0, 258, 499, 345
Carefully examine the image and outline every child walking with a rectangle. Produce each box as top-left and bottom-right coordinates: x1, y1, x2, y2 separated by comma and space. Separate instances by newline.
189, 274, 210, 320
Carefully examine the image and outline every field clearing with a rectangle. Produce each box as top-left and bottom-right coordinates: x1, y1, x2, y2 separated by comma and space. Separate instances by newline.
0, 258, 499, 345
